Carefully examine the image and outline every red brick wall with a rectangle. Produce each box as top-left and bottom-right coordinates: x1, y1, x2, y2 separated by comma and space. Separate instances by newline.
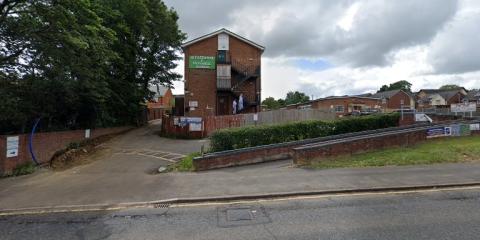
183, 33, 262, 118
292, 130, 426, 165
388, 91, 413, 110
311, 97, 381, 116
447, 92, 464, 105
184, 35, 218, 118
0, 127, 131, 175
229, 36, 262, 113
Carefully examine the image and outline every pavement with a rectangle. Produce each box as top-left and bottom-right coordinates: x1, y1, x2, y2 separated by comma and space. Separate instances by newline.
2, 187, 480, 239
1, 122, 480, 213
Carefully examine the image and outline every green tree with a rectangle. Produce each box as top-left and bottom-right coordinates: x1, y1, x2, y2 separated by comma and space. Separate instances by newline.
284, 91, 310, 105
0, 0, 185, 134
378, 80, 412, 93
262, 97, 281, 110
439, 84, 462, 90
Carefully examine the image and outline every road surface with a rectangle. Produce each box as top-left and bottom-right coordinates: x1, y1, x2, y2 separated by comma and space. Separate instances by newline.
1, 187, 480, 239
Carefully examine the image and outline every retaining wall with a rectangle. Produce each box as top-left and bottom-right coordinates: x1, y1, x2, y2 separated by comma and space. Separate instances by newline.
193, 121, 480, 171
0, 127, 131, 175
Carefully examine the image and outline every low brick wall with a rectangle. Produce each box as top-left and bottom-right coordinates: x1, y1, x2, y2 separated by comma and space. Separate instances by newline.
194, 143, 294, 171
292, 129, 426, 165
193, 124, 431, 171
193, 121, 480, 171
0, 127, 131, 175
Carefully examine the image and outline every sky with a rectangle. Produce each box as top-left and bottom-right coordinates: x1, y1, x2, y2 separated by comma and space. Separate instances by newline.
164, 0, 480, 99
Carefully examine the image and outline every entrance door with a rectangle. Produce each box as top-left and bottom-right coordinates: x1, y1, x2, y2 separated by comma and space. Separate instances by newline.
217, 95, 230, 115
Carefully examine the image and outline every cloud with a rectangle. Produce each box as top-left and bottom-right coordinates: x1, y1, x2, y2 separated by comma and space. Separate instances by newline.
428, 4, 480, 74
164, 0, 480, 100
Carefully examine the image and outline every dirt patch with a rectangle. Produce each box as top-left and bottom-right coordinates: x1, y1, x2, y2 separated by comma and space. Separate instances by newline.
50, 134, 117, 171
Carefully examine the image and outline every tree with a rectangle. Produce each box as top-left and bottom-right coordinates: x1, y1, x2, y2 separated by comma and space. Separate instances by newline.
440, 84, 462, 90
377, 80, 412, 93
261, 97, 281, 110
284, 91, 310, 105
0, 0, 185, 134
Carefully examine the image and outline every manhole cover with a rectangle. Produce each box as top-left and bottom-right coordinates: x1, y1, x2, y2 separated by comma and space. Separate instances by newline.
217, 204, 271, 228
226, 208, 253, 221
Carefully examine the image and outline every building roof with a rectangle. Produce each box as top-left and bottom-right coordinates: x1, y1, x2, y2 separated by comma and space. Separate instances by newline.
181, 28, 265, 51
419, 87, 468, 95
371, 90, 400, 99
438, 90, 463, 101
467, 90, 480, 100
371, 89, 413, 99
149, 84, 169, 99
286, 95, 380, 108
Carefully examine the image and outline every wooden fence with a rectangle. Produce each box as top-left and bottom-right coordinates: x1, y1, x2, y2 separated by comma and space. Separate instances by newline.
204, 109, 335, 135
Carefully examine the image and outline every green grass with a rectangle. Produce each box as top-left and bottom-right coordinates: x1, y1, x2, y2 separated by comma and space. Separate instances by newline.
309, 136, 480, 169
11, 162, 36, 176
168, 152, 201, 172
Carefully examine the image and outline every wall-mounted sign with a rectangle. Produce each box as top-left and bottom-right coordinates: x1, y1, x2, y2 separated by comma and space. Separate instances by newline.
85, 129, 91, 138
6, 136, 19, 158
189, 123, 202, 131
189, 101, 198, 107
451, 103, 477, 113
470, 123, 480, 131
180, 117, 202, 124
426, 127, 450, 138
189, 56, 215, 69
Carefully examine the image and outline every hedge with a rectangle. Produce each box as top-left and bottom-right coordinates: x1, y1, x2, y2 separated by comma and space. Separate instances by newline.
209, 113, 400, 152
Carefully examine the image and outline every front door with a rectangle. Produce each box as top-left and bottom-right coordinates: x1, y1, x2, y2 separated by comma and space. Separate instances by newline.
217, 95, 230, 115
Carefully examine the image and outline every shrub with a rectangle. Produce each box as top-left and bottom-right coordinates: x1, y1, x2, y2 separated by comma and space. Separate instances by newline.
209, 113, 400, 152
11, 162, 36, 176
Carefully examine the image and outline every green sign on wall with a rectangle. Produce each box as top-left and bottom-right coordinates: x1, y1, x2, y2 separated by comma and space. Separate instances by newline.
189, 56, 215, 69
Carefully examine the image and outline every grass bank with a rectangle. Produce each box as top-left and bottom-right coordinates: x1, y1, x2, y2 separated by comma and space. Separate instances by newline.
308, 136, 480, 169
168, 152, 200, 172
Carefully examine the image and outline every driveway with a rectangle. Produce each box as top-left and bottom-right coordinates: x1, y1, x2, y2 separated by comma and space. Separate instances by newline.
0, 121, 209, 210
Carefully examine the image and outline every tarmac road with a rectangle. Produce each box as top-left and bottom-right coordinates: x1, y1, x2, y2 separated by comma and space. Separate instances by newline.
2, 187, 480, 240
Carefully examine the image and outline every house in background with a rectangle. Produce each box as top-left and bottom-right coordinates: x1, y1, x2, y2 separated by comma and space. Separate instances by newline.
370, 89, 415, 111
286, 96, 382, 117
181, 28, 264, 118
466, 90, 480, 104
416, 88, 467, 109
146, 85, 174, 120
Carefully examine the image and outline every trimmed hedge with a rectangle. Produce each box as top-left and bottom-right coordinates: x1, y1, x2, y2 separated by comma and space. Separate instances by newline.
209, 113, 400, 152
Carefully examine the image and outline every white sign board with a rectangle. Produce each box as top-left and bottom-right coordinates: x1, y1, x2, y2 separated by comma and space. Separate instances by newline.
189, 123, 202, 131
415, 113, 432, 122
6, 136, 19, 158
188, 101, 198, 108
85, 129, 91, 138
451, 103, 476, 113
253, 113, 258, 121
470, 124, 480, 131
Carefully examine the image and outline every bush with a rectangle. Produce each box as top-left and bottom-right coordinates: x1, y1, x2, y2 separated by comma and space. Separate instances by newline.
209, 113, 400, 152
169, 152, 200, 172
11, 162, 36, 176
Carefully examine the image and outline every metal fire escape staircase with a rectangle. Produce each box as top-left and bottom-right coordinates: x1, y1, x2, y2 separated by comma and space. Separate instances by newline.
230, 59, 260, 106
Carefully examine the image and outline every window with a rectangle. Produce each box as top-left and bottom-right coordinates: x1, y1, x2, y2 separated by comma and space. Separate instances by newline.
335, 105, 345, 113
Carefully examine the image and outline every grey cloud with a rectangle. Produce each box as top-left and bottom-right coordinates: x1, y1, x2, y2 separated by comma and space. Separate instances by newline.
428, 12, 480, 74
165, 0, 459, 68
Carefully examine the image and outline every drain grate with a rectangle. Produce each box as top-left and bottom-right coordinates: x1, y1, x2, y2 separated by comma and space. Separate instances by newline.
153, 203, 170, 208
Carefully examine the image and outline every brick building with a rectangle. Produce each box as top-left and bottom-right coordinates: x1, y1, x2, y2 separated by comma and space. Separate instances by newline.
146, 85, 173, 120
370, 89, 414, 111
181, 28, 264, 118
416, 88, 467, 109
286, 96, 382, 116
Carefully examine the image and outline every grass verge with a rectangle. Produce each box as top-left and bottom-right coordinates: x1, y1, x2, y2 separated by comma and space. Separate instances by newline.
308, 136, 480, 169
168, 152, 201, 172
1, 162, 37, 178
